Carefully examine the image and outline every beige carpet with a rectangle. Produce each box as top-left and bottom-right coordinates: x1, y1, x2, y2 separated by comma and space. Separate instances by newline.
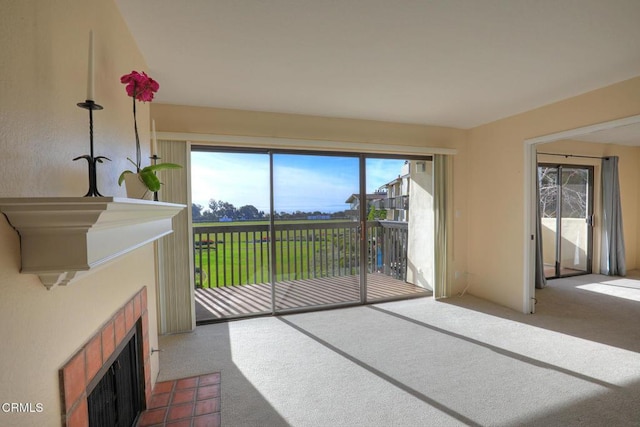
157, 274, 640, 426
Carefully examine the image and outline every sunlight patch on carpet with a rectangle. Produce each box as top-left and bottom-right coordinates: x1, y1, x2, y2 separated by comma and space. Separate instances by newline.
577, 279, 640, 302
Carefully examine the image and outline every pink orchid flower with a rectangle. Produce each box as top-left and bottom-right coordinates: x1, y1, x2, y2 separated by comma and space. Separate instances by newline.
120, 71, 159, 102
120, 70, 160, 172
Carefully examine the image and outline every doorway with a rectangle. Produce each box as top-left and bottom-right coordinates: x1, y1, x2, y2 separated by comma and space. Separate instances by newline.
524, 114, 640, 314
538, 164, 594, 279
191, 148, 433, 322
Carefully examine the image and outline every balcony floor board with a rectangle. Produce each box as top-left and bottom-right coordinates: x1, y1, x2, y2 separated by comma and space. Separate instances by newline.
195, 274, 431, 322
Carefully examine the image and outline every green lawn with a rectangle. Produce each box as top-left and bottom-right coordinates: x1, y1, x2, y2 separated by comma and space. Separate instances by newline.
193, 220, 361, 288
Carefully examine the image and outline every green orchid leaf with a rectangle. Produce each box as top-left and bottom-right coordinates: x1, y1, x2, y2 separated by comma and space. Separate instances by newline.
140, 169, 161, 192
118, 170, 134, 186
142, 162, 182, 174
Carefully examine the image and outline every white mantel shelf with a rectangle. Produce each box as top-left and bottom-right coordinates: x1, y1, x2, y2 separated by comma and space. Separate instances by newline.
0, 197, 185, 289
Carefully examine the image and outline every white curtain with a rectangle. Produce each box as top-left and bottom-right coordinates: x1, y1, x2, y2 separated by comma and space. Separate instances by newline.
433, 154, 449, 298
600, 156, 626, 276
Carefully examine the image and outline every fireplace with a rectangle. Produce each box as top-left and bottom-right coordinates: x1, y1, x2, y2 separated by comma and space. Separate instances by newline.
60, 287, 152, 427
87, 326, 144, 426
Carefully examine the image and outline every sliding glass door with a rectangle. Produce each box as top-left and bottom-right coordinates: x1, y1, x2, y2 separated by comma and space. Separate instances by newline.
191, 150, 273, 320
538, 164, 593, 279
272, 153, 362, 312
365, 158, 433, 301
191, 147, 434, 322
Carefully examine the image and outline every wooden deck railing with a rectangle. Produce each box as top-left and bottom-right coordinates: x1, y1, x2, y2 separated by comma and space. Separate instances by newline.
369, 220, 408, 280
193, 220, 408, 288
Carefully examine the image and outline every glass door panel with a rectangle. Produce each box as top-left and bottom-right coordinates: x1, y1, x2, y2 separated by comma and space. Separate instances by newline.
559, 167, 591, 275
538, 166, 559, 279
191, 150, 272, 322
538, 164, 592, 279
272, 153, 361, 312
365, 158, 432, 301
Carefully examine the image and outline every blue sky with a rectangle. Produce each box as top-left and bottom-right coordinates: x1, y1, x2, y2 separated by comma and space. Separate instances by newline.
191, 152, 405, 213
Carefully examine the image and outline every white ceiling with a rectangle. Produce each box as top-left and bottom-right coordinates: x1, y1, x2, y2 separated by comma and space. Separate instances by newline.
115, 0, 640, 129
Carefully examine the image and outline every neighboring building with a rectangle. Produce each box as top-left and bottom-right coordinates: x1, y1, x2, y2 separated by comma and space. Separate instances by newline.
307, 214, 331, 220
373, 161, 411, 222
344, 191, 387, 220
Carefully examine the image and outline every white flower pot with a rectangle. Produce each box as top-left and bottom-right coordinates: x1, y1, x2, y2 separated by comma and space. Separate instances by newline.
123, 173, 153, 200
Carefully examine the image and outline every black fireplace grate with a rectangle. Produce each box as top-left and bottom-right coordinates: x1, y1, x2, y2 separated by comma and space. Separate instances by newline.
87, 329, 143, 427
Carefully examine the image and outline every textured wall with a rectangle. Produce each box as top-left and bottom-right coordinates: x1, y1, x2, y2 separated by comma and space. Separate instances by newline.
0, 1, 159, 425
467, 77, 640, 311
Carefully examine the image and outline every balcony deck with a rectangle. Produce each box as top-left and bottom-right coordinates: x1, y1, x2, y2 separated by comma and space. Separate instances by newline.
195, 273, 431, 322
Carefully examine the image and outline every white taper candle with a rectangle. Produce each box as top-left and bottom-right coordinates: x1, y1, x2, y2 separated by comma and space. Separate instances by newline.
152, 119, 158, 156
87, 30, 95, 101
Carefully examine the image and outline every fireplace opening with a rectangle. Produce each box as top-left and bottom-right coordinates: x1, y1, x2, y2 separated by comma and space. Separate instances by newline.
87, 323, 145, 427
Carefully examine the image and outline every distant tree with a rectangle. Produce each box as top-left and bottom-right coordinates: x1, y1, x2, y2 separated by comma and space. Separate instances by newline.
217, 201, 238, 220
538, 167, 587, 218
278, 211, 292, 220
206, 199, 239, 220
367, 207, 387, 220
201, 209, 215, 222
207, 199, 220, 221
192, 203, 203, 222
367, 208, 374, 220
238, 205, 262, 220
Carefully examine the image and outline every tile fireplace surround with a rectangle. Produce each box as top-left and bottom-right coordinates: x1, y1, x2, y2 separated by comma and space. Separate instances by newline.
59, 287, 151, 427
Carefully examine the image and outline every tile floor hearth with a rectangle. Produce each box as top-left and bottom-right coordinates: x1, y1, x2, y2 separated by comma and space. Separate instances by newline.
137, 373, 221, 427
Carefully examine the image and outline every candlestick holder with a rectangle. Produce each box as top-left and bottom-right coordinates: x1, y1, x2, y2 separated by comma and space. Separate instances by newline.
74, 99, 110, 197
150, 154, 160, 201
